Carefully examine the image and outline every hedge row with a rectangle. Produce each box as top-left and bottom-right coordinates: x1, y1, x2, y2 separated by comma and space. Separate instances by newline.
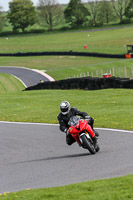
0, 51, 126, 58
25, 76, 133, 91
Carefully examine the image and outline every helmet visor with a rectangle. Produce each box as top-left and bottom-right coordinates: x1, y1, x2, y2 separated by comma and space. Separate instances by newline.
61, 107, 68, 113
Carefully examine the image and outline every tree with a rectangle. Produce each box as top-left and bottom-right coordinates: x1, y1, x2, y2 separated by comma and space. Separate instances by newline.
37, 0, 63, 31
0, 6, 6, 32
64, 0, 90, 27
89, 0, 99, 26
7, 0, 36, 32
111, 0, 130, 23
125, 0, 133, 18
98, 0, 115, 24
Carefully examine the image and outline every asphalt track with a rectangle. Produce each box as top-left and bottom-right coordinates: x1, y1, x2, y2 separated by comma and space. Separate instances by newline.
0, 121, 133, 193
0, 67, 53, 87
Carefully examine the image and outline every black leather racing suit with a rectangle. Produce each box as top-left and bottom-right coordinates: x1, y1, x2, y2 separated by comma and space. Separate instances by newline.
57, 107, 94, 145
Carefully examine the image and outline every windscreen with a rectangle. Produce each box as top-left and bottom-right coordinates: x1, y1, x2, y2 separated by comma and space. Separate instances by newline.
68, 116, 80, 127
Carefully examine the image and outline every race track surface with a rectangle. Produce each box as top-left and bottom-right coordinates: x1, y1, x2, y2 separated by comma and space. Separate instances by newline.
0, 122, 133, 193
0, 67, 51, 87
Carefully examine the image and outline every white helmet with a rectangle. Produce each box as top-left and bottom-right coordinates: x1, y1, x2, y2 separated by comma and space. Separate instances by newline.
60, 101, 71, 115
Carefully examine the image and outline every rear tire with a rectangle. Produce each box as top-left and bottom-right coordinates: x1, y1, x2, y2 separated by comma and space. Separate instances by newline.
80, 134, 96, 154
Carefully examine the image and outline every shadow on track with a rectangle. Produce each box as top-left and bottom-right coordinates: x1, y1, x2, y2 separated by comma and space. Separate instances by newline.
11, 153, 90, 164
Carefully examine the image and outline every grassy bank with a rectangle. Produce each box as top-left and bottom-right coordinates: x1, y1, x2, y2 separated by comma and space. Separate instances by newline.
0, 26, 133, 54
0, 56, 133, 80
0, 26, 133, 80
0, 56, 120, 70
0, 89, 133, 130
0, 73, 25, 92
0, 175, 133, 199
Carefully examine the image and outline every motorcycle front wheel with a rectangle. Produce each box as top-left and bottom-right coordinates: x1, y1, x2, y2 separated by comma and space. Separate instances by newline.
80, 134, 96, 154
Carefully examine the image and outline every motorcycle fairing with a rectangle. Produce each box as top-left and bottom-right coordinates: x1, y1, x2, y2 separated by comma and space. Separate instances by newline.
68, 119, 95, 145
69, 119, 95, 137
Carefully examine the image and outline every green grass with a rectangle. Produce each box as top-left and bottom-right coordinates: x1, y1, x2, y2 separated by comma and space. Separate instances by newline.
0, 26, 133, 54
0, 26, 133, 81
0, 27, 133, 80
0, 73, 25, 93
0, 89, 133, 130
0, 27, 133, 127
0, 56, 120, 70
47, 57, 133, 80
0, 175, 133, 199
0, 56, 133, 80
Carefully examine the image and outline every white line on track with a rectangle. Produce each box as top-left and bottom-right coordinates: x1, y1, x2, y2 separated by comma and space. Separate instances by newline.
0, 66, 55, 86
11, 74, 27, 88
0, 121, 133, 133
14, 66, 55, 81
95, 127, 133, 134
31, 69, 55, 81
0, 121, 58, 126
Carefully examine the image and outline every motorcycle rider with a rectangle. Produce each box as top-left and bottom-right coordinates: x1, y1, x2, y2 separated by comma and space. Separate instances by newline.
57, 101, 99, 147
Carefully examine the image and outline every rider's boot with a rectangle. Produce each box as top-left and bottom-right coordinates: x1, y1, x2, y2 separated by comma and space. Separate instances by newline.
93, 129, 99, 138
78, 143, 82, 147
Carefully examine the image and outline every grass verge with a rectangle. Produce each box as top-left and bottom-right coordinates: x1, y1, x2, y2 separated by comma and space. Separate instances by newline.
0, 56, 133, 80
0, 73, 25, 93
0, 26, 133, 54
0, 175, 133, 199
0, 89, 133, 130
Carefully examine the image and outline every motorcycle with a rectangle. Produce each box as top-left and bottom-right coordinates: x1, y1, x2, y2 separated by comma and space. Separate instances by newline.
68, 116, 100, 154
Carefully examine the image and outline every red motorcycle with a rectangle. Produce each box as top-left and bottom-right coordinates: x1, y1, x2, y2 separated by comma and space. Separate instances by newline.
68, 116, 100, 154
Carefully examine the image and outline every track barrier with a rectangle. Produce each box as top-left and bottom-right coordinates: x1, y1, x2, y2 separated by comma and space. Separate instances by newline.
0, 51, 128, 59
24, 76, 133, 91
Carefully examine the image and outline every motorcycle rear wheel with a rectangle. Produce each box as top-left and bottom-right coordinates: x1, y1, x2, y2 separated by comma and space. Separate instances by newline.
80, 134, 96, 154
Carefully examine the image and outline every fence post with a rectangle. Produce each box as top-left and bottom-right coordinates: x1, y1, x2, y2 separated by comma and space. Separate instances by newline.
124, 67, 127, 78
131, 67, 133, 79
101, 69, 103, 77
112, 67, 115, 76
96, 70, 98, 77
118, 67, 121, 77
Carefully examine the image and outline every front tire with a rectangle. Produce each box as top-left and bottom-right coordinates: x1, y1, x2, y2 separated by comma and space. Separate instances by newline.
95, 143, 100, 152
80, 134, 96, 154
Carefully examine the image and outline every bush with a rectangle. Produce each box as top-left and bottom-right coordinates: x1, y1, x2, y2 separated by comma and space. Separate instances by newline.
119, 18, 131, 24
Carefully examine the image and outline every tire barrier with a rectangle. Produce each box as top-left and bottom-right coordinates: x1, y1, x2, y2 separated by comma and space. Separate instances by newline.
0, 51, 126, 59
24, 76, 133, 91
